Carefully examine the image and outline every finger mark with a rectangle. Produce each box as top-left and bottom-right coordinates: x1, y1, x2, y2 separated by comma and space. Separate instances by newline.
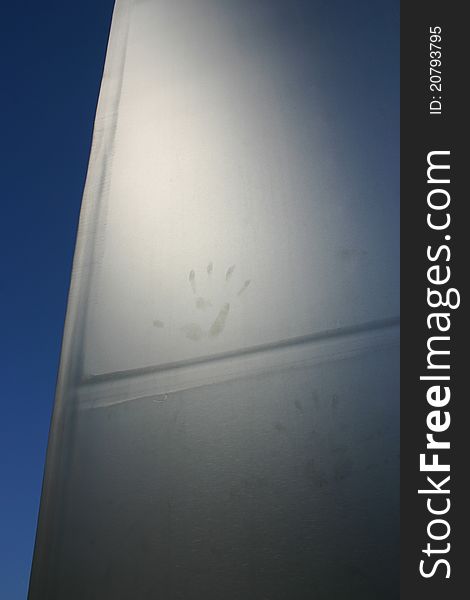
189, 269, 196, 294
225, 264, 236, 281
209, 303, 230, 337
237, 279, 251, 296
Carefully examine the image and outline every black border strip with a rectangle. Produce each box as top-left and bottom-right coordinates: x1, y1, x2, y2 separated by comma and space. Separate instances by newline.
401, 2, 467, 597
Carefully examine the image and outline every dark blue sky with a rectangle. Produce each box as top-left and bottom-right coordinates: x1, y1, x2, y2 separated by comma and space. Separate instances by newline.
0, 2, 115, 597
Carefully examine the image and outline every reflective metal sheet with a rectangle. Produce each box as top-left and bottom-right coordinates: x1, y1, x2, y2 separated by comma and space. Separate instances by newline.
29, 1, 399, 598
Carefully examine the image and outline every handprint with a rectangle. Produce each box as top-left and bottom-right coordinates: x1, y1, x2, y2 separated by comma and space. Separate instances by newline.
181, 262, 251, 341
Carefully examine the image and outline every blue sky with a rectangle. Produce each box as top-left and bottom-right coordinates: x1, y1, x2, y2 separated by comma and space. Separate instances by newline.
0, 2, 115, 597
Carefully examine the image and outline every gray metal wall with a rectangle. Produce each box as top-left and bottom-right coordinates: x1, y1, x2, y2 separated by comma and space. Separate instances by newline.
29, 1, 399, 598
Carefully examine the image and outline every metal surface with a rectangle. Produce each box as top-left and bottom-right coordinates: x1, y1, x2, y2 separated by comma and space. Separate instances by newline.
29, 1, 399, 598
